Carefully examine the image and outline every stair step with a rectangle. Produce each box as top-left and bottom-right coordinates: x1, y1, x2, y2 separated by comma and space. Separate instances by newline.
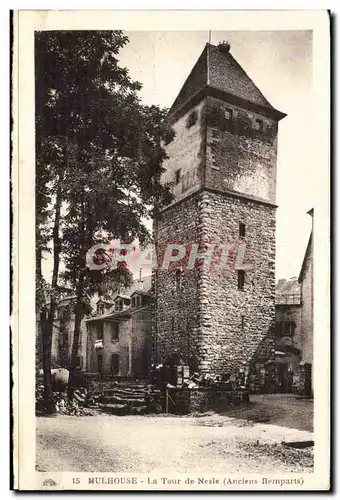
100, 396, 145, 406
99, 403, 148, 416
91, 390, 147, 399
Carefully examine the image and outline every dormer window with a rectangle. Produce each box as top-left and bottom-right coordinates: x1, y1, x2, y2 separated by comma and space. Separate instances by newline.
254, 118, 264, 132
97, 304, 105, 316
175, 168, 181, 185
115, 299, 123, 311
132, 295, 142, 308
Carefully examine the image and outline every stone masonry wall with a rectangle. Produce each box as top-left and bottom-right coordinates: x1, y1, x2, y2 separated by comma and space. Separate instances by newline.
161, 100, 206, 204
301, 247, 313, 364
153, 189, 276, 376
154, 88, 280, 380
51, 314, 88, 371
153, 193, 201, 367
131, 309, 152, 377
197, 191, 276, 374
87, 320, 121, 375
205, 96, 278, 204
275, 304, 303, 355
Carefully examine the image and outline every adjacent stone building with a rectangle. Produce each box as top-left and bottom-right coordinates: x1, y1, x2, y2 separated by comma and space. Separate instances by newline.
36, 294, 89, 373
298, 209, 314, 366
37, 277, 152, 378
85, 277, 152, 376
153, 41, 286, 380
274, 210, 314, 393
275, 278, 302, 391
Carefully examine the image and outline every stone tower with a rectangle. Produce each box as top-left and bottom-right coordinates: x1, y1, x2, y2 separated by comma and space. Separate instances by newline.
153, 42, 286, 378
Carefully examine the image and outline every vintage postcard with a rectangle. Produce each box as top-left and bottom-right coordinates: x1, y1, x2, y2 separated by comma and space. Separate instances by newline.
12, 9, 330, 491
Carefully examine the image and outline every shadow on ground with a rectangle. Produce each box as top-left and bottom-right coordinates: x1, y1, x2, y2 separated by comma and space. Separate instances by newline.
219, 394, 313, 432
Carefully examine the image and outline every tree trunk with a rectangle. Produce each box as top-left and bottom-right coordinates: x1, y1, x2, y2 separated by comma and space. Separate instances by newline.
68, 192, 89, 400
41, 179, 62, 414
41, 301, 56, 414
67, 297, 83, 400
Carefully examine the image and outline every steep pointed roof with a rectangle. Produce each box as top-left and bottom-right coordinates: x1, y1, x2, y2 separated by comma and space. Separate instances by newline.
169, 43, 286, 121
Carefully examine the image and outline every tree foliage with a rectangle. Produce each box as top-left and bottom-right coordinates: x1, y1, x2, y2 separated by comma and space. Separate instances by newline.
35, 30, 174, 405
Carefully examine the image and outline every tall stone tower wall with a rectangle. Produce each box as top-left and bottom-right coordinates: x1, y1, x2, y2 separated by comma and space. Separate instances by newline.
153, 43, 285, 380
153, 194, 201, 365
161, 100, 206, 203
197, 191, 276, 374
153, 187, 276, 374
205, 96, 278, 204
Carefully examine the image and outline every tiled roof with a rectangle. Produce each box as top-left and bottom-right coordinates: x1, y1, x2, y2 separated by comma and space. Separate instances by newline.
87, 275, 152, 322
169, 43, 285, 120
276, 278, 300, 296
110, 275, 152, 301
208, 44, 273, 109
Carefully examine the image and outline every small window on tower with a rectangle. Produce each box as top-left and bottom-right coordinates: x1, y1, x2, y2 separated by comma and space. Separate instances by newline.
238, 270, 245, 290
241, 315, 245, 329
254, 119, 264, 131
186, 109, 198, 128
239, 223, 246, 238
175, 169, 181, 185
225, 108, 233, 120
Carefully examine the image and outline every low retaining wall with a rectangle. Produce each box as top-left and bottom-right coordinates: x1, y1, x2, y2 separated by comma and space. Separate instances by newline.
163, 388, 249, 414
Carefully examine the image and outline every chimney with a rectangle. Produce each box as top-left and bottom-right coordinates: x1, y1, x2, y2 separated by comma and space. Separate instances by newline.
138, 268, 143, 290
218, 40, 231, 54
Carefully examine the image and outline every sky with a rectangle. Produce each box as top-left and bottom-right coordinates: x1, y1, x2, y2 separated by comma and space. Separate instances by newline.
117, 30, 315, 280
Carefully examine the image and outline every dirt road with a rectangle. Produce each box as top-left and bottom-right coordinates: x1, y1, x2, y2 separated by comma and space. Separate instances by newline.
223, 394, 314, 432
36, 413, 313, 473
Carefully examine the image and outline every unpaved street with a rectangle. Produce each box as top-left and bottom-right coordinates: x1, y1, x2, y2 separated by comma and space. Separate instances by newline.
36, 413, 313, 474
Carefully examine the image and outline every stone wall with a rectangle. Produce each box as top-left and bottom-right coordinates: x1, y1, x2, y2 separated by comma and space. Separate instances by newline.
196, 191, 276, 374
153, 189, 276, 377
161, 100, 206, 204
51, 313, 88, 371
153, 193, 201, 367
87, 309, 151, 377
275, 304, 303, 355
131, 309, 152, 377
205, 96, 278, 204
155, 73, 280, 382
117, 318, 131, 376
87, 320, 120, 374
301, 246, 313, 364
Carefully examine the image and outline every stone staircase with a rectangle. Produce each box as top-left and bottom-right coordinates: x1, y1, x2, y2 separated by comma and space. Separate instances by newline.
88, 381, 158, 415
